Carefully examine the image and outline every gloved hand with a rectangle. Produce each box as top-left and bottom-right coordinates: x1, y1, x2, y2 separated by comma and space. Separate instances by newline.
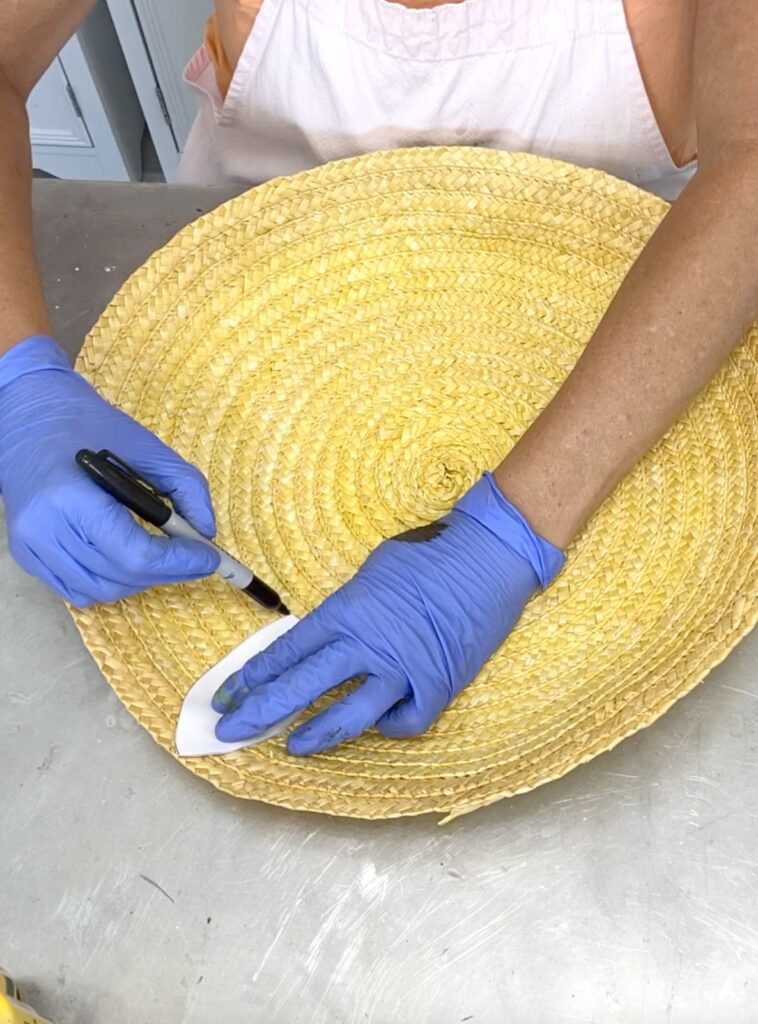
213, 472, 564, 754
0, 335, 220, 606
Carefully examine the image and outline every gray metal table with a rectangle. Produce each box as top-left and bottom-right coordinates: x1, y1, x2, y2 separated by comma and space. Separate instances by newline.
1, 181, 756, 1024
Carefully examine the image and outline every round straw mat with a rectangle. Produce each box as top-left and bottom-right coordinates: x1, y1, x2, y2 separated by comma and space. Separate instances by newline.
72, 147, 758, 820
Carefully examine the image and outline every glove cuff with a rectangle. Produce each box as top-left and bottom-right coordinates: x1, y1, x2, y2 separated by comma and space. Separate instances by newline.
0, 335, 73, 394
455, 472, 565, 589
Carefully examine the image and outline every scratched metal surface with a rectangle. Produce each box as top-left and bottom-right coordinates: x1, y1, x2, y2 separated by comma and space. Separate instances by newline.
0, 181, 756, 1024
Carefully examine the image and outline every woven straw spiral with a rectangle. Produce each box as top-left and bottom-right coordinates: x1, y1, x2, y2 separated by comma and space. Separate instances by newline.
72, 148, 758, 820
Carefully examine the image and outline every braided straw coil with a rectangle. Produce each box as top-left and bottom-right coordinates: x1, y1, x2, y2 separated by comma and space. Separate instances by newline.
72, 148, 758, 820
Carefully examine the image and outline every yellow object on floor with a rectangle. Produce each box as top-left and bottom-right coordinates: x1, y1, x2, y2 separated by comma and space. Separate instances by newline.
71, 147, 758, 819
0, 971, 56, 1024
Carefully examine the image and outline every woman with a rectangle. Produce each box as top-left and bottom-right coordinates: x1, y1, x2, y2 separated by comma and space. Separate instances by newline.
0, 0, 755, 755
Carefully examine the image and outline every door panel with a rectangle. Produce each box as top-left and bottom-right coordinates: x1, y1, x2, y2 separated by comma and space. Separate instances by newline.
28, 59, 93, 148
131, 0, 213, 149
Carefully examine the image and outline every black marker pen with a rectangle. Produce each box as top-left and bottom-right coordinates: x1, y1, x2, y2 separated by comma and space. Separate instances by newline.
76, 449, 289, 615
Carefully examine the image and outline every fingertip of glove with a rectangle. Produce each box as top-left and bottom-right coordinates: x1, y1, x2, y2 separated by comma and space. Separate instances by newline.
186, 539, 221, 576
214, 712, 247, 743
286, 728, 323, 757
188, 506, 217, 540
211, 675, 242, 713
285, 735, 310, 756
172, 477, 217, 538
167, 537, 220, 579
200, 504, 218, 539
211, 690, 232, 715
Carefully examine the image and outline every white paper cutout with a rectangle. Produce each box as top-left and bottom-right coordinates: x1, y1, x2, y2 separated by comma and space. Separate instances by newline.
175, 614, 300, 757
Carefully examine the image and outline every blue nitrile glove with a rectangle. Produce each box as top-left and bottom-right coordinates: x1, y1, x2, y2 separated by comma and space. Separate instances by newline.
0, 335, 220, 606
213, 472, 565, 754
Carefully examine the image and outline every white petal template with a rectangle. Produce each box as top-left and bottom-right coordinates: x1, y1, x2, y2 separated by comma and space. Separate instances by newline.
175, 614, 300, 757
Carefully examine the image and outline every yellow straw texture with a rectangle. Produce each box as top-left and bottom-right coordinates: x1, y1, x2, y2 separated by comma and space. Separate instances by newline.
72, 148, 758, 819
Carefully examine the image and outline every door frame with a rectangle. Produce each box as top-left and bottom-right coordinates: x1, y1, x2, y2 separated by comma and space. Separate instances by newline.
105, 0, 182, 179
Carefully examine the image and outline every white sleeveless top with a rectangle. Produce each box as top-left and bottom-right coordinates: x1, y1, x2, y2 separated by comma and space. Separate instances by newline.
179, 0, 695, 200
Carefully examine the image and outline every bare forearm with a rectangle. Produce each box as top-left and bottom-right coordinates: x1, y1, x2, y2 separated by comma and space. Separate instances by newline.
495, 153, 758, 548
0, 71, 49, 354
0, 0, 97, 356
